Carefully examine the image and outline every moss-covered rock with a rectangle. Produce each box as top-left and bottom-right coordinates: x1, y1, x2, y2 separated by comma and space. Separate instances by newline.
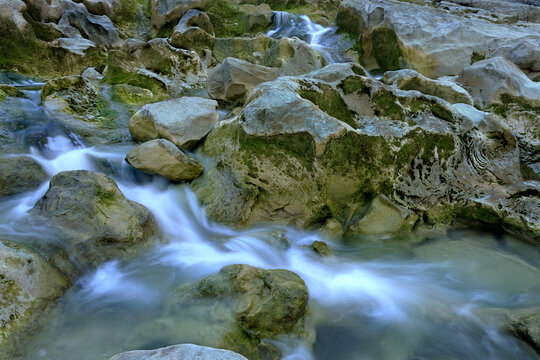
0, 239, 70, 360
29, 170, 156, 277
194, 63, 532, 240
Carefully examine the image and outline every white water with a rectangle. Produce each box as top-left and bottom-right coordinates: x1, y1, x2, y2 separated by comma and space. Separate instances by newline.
1, 82, 539, 359
266, 11, 351, 63
0, 128, 537, 359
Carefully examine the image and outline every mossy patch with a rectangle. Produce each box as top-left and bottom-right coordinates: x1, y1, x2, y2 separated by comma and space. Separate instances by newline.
489, 93, 540, 118
409, 98, 454, 122
339, 75, 370, 95
298, 82, 357, 127
370, 27, 401, 71
206, 2, 267, 38
111, 0, 150, 37
372, 89, 405, 120
470, 51, 485, 64
520, 163, 540, 181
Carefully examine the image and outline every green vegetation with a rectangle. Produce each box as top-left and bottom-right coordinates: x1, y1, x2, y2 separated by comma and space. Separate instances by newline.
490, 93, 540, 118
409, 98, 454, 122
371, 27, 401, 71
470, 51, 486, 64
298, 82, 357, 127
372, 89, 405, 120
339, 76, 370, 95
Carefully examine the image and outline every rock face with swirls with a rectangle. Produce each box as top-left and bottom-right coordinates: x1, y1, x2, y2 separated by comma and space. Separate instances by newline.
194, 62, 539, 242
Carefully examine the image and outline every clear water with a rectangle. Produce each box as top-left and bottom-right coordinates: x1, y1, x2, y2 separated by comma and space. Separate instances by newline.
1, 76, 539, 360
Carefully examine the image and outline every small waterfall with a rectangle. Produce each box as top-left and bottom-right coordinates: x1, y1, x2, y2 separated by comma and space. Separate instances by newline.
266, 11, 352, 63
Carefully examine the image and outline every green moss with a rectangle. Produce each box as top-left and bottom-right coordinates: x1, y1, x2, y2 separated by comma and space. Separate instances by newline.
111, 0, 149, 37
457, 203, 501, 225
490, 93, 540, 118
532, 75, 540, 82
298, 82, 357, 127
102, 63, 166, 96
470, 51, 486, 64
409, 98, 454, 122
110, 84, 158, 105
339, 76, 369, 95
237, 128, 316, 177
520, 163, 540, 181
394, 129, 455, 175
372, 89, 405, 120
206, 2, 268, 38
370, 27, 401, 71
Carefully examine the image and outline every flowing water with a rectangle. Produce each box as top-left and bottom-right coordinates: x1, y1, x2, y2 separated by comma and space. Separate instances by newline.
0, 16, 539, 360
266, 11, 354, 63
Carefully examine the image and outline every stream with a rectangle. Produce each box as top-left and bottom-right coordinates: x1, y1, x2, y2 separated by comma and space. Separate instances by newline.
0, 12, 539, 360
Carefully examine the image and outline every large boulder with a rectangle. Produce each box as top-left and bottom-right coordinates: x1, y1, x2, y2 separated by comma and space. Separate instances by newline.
29, 170, 156, 275
510, 310, 540, 354
130, 264, 310, 360
107, 344, 248, 360
207, 57, 281, 104
193, 63, 538, 241
336, 0, 540, 76
0, 156, 48, 198
125, 139, 204, 182
129, 97, 219, 149
0, 239, 70, 360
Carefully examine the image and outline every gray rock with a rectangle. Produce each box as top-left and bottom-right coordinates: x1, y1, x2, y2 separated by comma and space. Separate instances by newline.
129, 97, 219, 149
383, 69, 473, 105
207, 57, 281, 104
0, 156, 48, 198
125, 139, 203, 182
107, 344, 248, 360
0, 239, 70, 360
83, 0, 122, 17
29, 170, 156, 274
150, 0, 209, 29
337, 0, 540, 77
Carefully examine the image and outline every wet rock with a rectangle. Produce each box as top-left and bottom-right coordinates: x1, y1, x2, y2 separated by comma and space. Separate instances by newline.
107, 343, 248, 360
383, 69, 473, 105
29, 170, 156, 274
336, 0, 540, 77
0, 156, 48, 198
150, 0, 208, 30
510, 310, 540, 354
110, 84, 156, 106
0, 85, 24, 101
103, 38, 205, 96
213, 35, 326, 76
312, 240, 332, 256
0, 239, 70, 360
129, 97, 219, 150
207, 57, 281, 105
42, 75, 129, 144
125, 139, 203, 182
165, 264, 310, 359
194, 63, 533, 240
349, 195, 417, 236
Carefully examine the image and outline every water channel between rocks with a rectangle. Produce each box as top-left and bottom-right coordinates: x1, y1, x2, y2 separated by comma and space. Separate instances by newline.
0, 11, 539, 360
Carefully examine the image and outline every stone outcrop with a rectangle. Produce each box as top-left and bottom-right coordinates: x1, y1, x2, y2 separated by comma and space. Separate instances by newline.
125, 139, 204, 182
129, 97, 219, 149
193, 63, 538, 242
